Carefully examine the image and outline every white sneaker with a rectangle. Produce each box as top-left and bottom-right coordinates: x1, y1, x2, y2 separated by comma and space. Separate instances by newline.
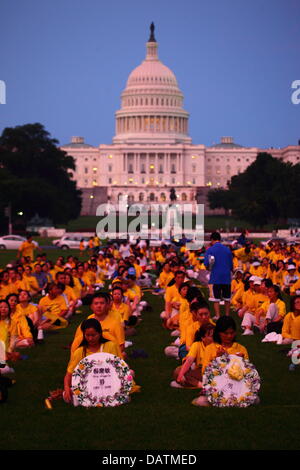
172, 337, 180, 346
276, 334, 283, 345
37, 329, 44, 340
0, 365, 15, 375
125, 341, 133, 348
170, 329, 180, 337
242, 329, 254, 335
170, 381, 184, 389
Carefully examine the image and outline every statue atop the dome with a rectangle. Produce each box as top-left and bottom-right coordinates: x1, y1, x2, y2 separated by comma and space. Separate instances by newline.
149, 22, 156, 42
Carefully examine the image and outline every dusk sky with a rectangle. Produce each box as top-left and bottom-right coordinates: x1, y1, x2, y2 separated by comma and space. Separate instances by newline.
1, 0, 300, 149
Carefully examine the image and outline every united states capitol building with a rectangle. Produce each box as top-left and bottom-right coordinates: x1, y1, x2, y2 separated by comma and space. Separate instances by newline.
61, 25, 300, 215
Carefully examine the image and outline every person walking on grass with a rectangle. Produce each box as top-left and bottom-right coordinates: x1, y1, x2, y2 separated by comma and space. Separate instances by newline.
204, 232, 233, 320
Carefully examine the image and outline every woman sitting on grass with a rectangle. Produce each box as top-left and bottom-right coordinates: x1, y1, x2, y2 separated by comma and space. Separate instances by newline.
281, 295, 300, 343
172, 323, 215, 389
63, 318, 121, 404
6, 293, 35, 349
193, 316, 249, 407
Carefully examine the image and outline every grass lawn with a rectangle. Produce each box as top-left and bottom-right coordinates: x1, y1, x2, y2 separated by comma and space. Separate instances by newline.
1, 249, 300, 450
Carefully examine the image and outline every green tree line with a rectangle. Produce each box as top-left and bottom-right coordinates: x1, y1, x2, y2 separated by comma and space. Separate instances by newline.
0, 123, 81, 228
208, 152, 300, 227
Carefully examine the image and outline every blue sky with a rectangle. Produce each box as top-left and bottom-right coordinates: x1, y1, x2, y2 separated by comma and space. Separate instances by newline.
1, 0, 299, 149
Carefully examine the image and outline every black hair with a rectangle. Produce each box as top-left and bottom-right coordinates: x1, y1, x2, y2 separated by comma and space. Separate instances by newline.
290, 295, 300, 312
190, 300, 210, 312
194, 323, 215, 343
79, 318, 108, 347
18, 290, 32, 301
210, 232, 221, 241
179, 282, 190, 292
213, 316, 237, 344
0, 299, 11, 317
64, 273, 74, 288
56, 282, 65, 292
111, 286, 123, 294
175, 270, 185, 277
6, 293, 18, 304
269, 284, 283, 300
262, 278, 273, 289
91, 292, 112, 303
186, 286, 204, 303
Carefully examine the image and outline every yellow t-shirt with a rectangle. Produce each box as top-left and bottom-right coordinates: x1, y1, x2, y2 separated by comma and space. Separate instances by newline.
23, 275, 40, 294
187, 341, 206, 368
39, 294, 68, 317
259, 298, 286, 318
165, 284, 181, 303
158, 271, 174, 289
67, 342, 121, 374
71, 313, 125, 354
110, 302, 131, 323
0, 283, 15, 300
15, 303, 38, 318
18, 241, 36, 259
179, 299, 192, 345
282, 312, 300, 340
202, 342, 249, 373
10, 314, 32, 339
0, 319, 11, 351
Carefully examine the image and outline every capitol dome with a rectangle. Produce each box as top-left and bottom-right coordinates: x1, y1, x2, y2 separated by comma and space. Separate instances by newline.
113, 24, 191, 144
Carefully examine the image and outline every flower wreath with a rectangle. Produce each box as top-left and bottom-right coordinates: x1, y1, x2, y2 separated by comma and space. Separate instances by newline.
203, 354, 260, 408
72, 353, 133, 407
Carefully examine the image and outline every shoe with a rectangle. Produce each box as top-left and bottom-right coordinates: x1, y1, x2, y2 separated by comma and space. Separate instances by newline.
242, 329, 254, 335
170, 381, 184, 389
191, 396, 209, 407
170, 330, 180, 337
276, 335, 283, 345
37, 329, 44, 341
125, 341, 133, 348
0, 366, 15, 375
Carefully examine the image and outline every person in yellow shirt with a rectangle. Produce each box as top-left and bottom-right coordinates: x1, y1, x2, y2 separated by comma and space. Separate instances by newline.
260, 285, 286, 334
231, 270, 244, 297
23, 266, 40, 296
282, 295, 300, 343
8, 293, 34, 349
193, 316, 249, 407
38, 283, 69, 330
17, 235, 39, 261
0, 270, 15, 299
157, 262, 174, 291
234, 245, 253, 270
241, 279, 269, 335
110, 286, 133, 326
162, 270, 185, 324
0, 300, 12, 355
63, 318, 121, 404
184, 301, 215, 351
71, 293, 125, 356
173, 323, 215, 389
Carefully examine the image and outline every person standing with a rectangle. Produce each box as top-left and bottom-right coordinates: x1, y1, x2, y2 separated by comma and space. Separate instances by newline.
204, 232, 233, 319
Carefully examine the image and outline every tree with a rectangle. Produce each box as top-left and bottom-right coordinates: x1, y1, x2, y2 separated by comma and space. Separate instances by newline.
207, 152, 300, 227
207, 188, 233, 216
0, 123, 82, 226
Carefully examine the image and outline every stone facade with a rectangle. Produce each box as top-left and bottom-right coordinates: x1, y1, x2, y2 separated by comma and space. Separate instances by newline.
61, 28, 300, 215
